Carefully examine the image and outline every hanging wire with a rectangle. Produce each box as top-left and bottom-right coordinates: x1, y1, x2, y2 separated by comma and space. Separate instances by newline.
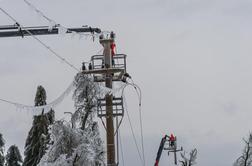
24, 0, 116, 45
0, 81, 75, 113
23, 0, 54, 23
0, 98, 20, 106
0, 75, 123, 114
121, 81, 146, 166
22, 0, 103, 40
0, 7, 80, 72
122, 93, 144, 166
128, 81, 146, 166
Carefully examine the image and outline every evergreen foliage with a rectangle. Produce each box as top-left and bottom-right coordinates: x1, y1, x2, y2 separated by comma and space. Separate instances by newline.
34, 85, 47, 106
5, 145, 22, 166
38, 73, 104, 165
23, 85, 55, 166
72, 73, 98, 130
0, 133, 5, 166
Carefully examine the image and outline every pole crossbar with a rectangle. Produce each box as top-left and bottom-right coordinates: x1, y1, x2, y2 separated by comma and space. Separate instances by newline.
0, 25, 101, 38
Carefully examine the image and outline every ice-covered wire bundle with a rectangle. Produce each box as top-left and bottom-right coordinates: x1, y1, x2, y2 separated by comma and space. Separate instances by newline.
0, 81, 75, 115
0, 73, 124, 115
121, 80, 146, 166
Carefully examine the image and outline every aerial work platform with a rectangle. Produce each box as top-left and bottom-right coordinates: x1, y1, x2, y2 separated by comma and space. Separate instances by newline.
81, 54, 127, 82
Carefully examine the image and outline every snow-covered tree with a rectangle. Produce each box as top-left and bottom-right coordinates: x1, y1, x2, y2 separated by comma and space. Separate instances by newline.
72, 73, 99, 130
5, 145, 22, 166
39, 73, 105, 166
23, 86, 55, 166
0, 133, 5, 166
39, 121, 104, 166
234, 134, 252, 166
180, 148, 197, 166
34, 85, 47, 106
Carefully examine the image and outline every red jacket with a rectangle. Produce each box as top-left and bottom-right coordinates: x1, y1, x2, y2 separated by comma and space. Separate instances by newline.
111, 43, 116, 56
170, 134, 175, 141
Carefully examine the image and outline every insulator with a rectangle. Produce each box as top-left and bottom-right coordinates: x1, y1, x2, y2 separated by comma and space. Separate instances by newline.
99, 34, 104, 40
82, 62, 86, 71
88, 63, 92, 70
110, 31, 115, 39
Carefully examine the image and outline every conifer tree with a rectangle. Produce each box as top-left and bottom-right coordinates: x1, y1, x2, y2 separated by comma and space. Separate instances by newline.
23, 85, 55, 166
5, 145, 22, 166
0, 133, 5, 166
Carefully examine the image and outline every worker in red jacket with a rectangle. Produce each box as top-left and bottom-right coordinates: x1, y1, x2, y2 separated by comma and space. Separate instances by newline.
111, 42, 116, 66
170, 134, 175, 147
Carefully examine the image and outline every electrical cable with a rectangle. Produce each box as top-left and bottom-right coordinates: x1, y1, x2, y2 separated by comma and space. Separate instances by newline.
0, 73, 122, 114
129, 81, 146, 166
23, 0, 54, 23
133, 83, 146, 166
0, 7, 80, 72
0, 81, 75, 113
122, 81, 146, 166
122, 93, 144, 166
23, 0, 106, 40
24, 0, 118, 54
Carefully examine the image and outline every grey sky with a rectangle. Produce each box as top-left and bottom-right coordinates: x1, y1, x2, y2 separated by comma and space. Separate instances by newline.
1, 0, 252, 165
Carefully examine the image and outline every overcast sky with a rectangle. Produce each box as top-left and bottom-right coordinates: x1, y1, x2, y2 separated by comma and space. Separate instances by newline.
1, 0, 252, 165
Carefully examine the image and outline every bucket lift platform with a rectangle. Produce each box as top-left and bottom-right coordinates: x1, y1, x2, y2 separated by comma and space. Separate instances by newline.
82, 54, 127, 82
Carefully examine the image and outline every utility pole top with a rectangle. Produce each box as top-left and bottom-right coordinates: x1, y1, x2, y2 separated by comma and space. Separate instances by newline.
99, 31, 116, 43
100, 38, 114, 44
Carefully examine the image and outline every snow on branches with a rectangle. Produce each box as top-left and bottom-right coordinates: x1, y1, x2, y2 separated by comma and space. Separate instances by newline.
180, 149, 197, 166
234, 134, 252, 166
39, 73, 105, 166
38, 121, 104, 166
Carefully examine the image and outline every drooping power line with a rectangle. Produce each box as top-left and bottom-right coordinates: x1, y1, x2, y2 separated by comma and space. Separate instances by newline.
121, 81, 146, 166
123, 93, 144, 166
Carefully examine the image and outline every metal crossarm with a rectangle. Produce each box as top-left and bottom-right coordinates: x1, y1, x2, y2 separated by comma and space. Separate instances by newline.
97, 97, 124, 118
0, 24, 101, 38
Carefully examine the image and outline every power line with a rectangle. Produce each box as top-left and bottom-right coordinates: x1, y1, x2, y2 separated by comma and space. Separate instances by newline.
0, 81, 75, 113
129, 81, 146, 166
121, 81, 146, 166
0, 78, 124, 113
23, 0, 102, 40
0, 7, 80, 72
123, 93, 144, 166
23, 0, 54, 23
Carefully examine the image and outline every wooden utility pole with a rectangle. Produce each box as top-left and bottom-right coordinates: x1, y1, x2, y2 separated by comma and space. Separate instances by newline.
100, 38, 116, 166
80, 33, 126, 165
